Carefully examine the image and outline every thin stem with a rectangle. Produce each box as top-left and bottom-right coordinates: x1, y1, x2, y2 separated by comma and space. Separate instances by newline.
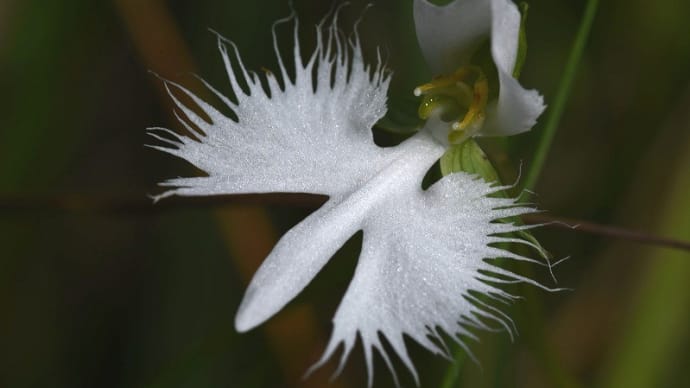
0, 193, 326, 214
523, 214, 690, 252
2, 193, 690, 253
439, 346, 466, 388
522, 0, 599, 193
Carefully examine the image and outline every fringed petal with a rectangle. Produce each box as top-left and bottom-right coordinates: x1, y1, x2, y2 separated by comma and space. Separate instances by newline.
312, 171, 548, 386
150, 13, 392, 200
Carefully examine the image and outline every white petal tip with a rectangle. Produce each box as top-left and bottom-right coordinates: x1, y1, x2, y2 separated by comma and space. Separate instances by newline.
234, 288, 279, 333
234, 311, 258, 333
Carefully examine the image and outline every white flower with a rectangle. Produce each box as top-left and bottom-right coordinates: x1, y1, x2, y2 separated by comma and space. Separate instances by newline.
413, 0, 545, 144
150, 1, 551, 385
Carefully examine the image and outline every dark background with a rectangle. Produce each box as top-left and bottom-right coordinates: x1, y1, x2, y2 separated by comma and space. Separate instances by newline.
1, 0, 689, 387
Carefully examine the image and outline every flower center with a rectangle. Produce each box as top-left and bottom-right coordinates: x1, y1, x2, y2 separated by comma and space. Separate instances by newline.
415, 65, 489, 144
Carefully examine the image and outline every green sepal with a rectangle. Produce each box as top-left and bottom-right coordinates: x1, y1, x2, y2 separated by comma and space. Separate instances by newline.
375, 94, 424, 134
440, 139, 500, 183
513, 2, 529, 78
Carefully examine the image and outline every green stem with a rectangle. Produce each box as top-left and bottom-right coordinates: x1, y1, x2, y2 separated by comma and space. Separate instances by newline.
597, 110, 690, 388
440, 346, 467, 388
510, 1, 599, 379
511, 3, 599, 386
522, 0, 600, 193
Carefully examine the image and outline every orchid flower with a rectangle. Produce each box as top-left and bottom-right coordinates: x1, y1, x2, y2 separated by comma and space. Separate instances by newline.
413, 0, 544, 144
150, 0, 550, 385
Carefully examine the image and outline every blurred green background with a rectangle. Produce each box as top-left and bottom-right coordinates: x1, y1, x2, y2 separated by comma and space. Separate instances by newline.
1, 0, 689, 387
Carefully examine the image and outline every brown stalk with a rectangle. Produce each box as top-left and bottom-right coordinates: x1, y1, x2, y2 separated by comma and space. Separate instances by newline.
3, 192, 689, 253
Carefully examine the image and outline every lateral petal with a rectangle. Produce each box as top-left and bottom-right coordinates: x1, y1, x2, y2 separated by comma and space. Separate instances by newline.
480, 0, 545, 136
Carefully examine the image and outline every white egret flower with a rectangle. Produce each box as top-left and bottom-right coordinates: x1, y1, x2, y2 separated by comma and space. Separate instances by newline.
150, 0, 550, 385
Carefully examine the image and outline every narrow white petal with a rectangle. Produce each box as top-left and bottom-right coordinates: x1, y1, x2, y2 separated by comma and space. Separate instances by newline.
235, 198, 362, 332
313, 170, 545, 386
151, 14, 392, 200
413, 0, 491, 74
235, 132, 446, 332
480, 0, 545, 136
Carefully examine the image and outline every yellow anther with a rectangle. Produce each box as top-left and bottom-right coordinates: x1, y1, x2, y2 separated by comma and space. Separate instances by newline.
415, 66, 490, 144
